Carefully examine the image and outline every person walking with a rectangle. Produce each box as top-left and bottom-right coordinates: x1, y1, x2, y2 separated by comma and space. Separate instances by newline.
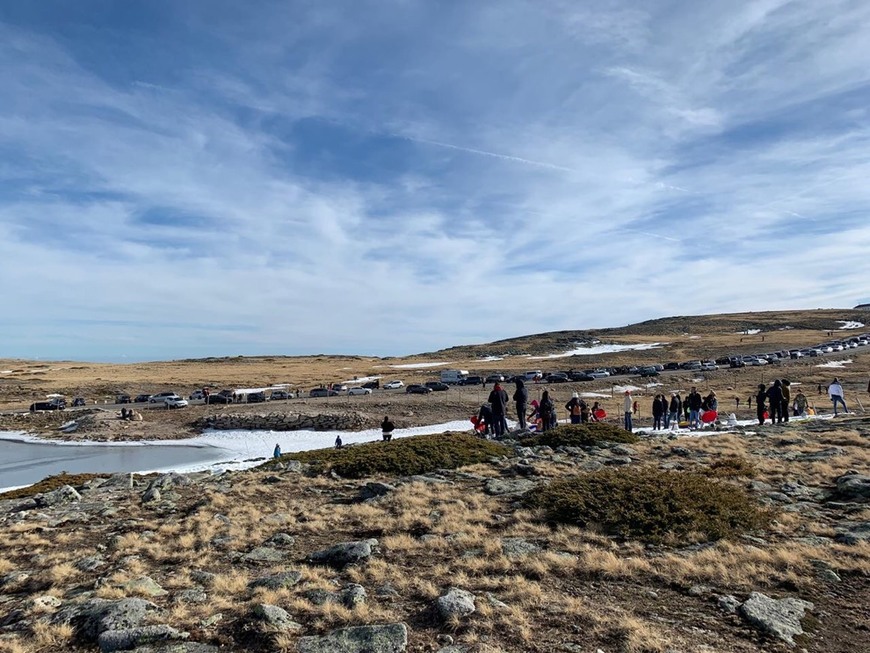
566, 392, 582, 424
780, 380, 791, 423
767, 380, 784, 424
488, 383, 509, 437
667, 392, 681, 429
623, 390, 633, 432
539, 391, 555, 432
652, 394, 665, 430
828, 378, 848, 416
513, 379, 528, 430
756, 384, 767, 425
381, 416, 395, 442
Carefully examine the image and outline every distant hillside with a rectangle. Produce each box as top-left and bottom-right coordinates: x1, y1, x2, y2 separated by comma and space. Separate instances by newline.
424, 309, 867, 358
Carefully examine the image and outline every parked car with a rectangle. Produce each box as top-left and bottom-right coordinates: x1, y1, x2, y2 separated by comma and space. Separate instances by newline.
270, 390, 290, 400
406, 384, 432, 394
205, 394, 233, 404
664, 362, 680, 370
383, 380, 405, 390
639, 366, 659, 377
247, 392, 266, 403
309, 388, 339, 397
149, 392, 179, 403
331, 383, 348, 393
424, 381, 449, 391
701, 361, 719, 371
744, 357, 767, 366
189, 390, 205, 400
569, 371, 595, 381
523, 370, 543, 380
164, 397, 189, 409
116, 394, 132, 404
134, 394, 151, 403
461, 376, 483, 386
71, 397, 86, 407
546, 372, 570, 383
347, 387, 372, 396
485, 374, 504, 383
30, 398, 66, 411
362, 380, 380, 389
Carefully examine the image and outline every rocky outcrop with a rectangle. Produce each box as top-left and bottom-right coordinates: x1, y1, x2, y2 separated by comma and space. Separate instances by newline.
196, 412, 367, 432
296, 623, 408, 653
738, 592, 813, 645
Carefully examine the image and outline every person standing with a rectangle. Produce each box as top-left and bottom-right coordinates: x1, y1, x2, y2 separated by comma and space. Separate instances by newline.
539, 391, 555, 432
828, 378, 848, 416
513, 379, 528, 430
590, 401, 602, 422
767, 380, 784, 424
623, 390, 633, 432
488, 383, 509, 437
477, 403, 493, 436
780, 380, 791, 423
667, 392, 681, 429
565, 392, 582, 424
381, 415, 395, 441
335, 435, 343, 448
687, 387, 703, 429
756, 384, 767, 425
273, 443, 281, 459
793, 390, 808, 416
652, 394, 665, 430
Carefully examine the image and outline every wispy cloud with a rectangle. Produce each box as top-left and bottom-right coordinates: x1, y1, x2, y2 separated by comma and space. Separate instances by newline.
0, 1, 869, 361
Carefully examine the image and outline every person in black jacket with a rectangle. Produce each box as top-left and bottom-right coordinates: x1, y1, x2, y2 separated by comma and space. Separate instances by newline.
666, 392, 681, 429
780, 380, 791, 423
487, 383, 509, 437
756, 384, 767, 425
539, 391, 555, 432
565, 392, 582, 424
687, 387, 703, 429
381, 416, 395, 441
476, 403, 493, 436
651, 394, 665, 430
513, 379, 528, 429
766, 380, 783, 424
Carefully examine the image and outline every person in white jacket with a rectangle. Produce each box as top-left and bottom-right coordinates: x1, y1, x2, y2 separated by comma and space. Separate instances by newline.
828, 378, 848, 416
623, 390, 633, 432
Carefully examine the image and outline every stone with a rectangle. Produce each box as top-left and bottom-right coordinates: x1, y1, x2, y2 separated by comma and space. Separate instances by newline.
0, 570, 30, 588
76, 555, 107, 573
303, 584, 367, 609
120, 577, 168, 597
296, 623, 408, 653
242, 546, 286, 564
794, 447, 843, 462
53, 598, 158, 640
611, 444, 637, 456
513, 463, 538, 476
30, 595, 62, 610
249, 571, 303, 590
189, 570, 216, 587
835, 473, 870, 500
250, 603, 302, 632
717, 595, 740, 614
738, 592, 813, 645
834, 522, 870, 545
141, 487, 161, 503
97, 624, 188, 652
267, 533, 296, 547
483, 478, 537, 496
436, 588, 476, 621
309, 541, 373, 567
175, 588, 208, 604
123, 644, 219, 653
359, 482, 396, 500
36, 485, 82, 507
500, 538, 542, 557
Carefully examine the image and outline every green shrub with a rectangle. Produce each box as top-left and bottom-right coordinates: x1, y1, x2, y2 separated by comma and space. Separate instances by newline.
277, 432, 510, 479
525, 468, 768, 544
707, 456, 756, 478
520, 422, 638, 448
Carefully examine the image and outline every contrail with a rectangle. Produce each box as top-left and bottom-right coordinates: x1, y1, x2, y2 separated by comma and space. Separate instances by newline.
403, 135, 579, 173
635, 230, 681, 242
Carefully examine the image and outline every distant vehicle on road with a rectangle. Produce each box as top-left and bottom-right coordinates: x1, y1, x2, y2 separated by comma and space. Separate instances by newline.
383, 380, 405, 390
189, 390, 205, 400
116, 394, 132, 404
424, 381, 449, 391
309, 388, 339, 397
246, 392, 266, 403
639, 366, 659, 377
461, 376, 483, 386
440, 369, 469, 385
270, 390, 290, 400
347, 387, 372, 396
72, 397, 86, 407
545, 372, 569, 383
406, 384, 432, 394
362, 380, 380, 389
164, 397, 188, 409
134, 394, 152, 403
205, 394, 232, 404
30, 398, 66, 412
149, 392, 179, 403
485, 374, 504, 383
331, 383, 348, 393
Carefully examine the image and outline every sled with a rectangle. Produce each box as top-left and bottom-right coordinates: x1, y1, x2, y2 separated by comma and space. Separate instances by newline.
701, 410, 718, 424
593, 409, 606, 420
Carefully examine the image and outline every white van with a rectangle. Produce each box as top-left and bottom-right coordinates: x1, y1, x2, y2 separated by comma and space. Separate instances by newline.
440, 369, 469, 385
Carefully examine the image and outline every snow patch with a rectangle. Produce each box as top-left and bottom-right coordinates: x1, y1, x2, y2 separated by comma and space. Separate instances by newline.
580, 392, 610, 398
613, 385, 643, 393
341, 375, 381, 384
816, 359, 853, 368
738, 329, 762, 335
388, 362, 450, 369
838, 321, 864, 330
529, 342, 665, 359
478, 356, 504, 362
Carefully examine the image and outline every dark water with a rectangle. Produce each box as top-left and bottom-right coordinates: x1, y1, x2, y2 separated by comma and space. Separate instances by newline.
0, 437, 231, 490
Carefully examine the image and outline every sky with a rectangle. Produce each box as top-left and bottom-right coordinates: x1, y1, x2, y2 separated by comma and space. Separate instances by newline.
1, 0, 870, 362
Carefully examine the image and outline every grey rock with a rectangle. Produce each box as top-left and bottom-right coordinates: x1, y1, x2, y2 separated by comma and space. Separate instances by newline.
500, 538, 542, 557
141, 487, 161, 503
36, 485, 82, 507
749, 480, 773, 492
834, 522, 870, 545
146, 473, 192, 492
122, 644, 219, 653
309, 541, 373, 567
76, 555, 107, 573
688, 584, 711, 597
483, 478, 537, 496
359, 482, 396, 500
97, 624, 187, 652
251, 603, 302, 632
267, 533, 296, 547
738, 592, 813, 645
513, 463, 538, 476
604, 456, 632, 466
283, 460, 304, 473
611, 444, 637, 456
296, 623, 408, 653
670, 446, 692, 457
717, 595, 741, 614
189, 570, 215, 587
175, 588, 208, 604
30, 595, 62, 610
242, 546, 286, 564
794, 447, 843, 462
484, 593, 509, 610
303, 584, 367, 609
119, 577, 168, 597
436, 587, 476, 621
0, 570, 30, 588
835, 473, 870, 500
53, 598, 158, 640
249, 571, 302, 591
436, 647, 468, 653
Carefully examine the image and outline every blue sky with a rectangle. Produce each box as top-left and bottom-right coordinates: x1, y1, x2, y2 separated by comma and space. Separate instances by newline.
1, 1, 869, 362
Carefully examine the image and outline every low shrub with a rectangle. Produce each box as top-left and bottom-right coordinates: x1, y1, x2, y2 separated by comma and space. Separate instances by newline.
520, 422, 638, 448
707, 456, 756, 478
0, 473, 108, 500
525, 468, 768, 544
279, 432, 510, 479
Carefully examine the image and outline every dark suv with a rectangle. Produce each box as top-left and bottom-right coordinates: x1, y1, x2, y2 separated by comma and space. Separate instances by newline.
424, 381, 449, 391
30, 398, 66, 411
309, 388, 339, 398
461, 376, 483, 385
